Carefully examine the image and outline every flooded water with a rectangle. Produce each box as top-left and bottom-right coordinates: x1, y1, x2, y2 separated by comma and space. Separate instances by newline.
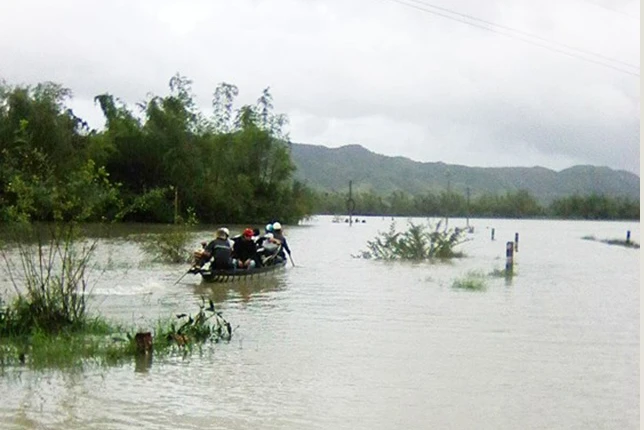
0, 216, 639, 429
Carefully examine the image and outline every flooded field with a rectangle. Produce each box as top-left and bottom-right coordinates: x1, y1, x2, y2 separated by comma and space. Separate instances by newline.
0, 216, 639, 429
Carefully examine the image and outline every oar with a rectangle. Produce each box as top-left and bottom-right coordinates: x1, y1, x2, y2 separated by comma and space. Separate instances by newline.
287, 252, 295, 267
173, 268, 194, 285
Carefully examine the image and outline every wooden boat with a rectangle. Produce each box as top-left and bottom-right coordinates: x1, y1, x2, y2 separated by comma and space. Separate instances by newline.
197, 259, 287, 283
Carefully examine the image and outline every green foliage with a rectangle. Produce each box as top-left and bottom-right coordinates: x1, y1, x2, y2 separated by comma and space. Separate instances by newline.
0, 299, 233, 369
137, 228, 195, 264
364, 221, 467, 260
488, 267, 516, 278
93, 76, 311, 224
156, 297, 232, 345
0, 81, 122, 223
452, 271, 487, 290
0, 224, 97, 336
549, 194, 639, 220
136, 204, 198, 264
313, 187, 638, 220
1, 76, 314, 225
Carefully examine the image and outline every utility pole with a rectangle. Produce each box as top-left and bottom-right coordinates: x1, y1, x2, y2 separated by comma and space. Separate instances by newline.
347, 180, 355, 226
174, 186, 179, 224
445, 170, 451, 228
466, 186, 471, 229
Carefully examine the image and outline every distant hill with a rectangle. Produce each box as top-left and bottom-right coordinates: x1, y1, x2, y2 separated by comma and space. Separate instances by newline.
290, 143, 640, 202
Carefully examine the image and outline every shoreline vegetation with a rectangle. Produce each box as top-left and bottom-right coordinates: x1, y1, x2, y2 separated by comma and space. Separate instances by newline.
0, 76, 639, 226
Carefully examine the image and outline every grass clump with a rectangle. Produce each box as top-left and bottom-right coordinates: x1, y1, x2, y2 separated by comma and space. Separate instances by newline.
363, 221, 467, 261
602, 239, 639, 249
452, 271, 487, 291
488, 267, 517, 278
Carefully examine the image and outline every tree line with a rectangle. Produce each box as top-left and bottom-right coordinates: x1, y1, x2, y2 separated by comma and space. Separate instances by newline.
313, 189, 639, 220
0, 75, 316, 224
0, 75, 638, 224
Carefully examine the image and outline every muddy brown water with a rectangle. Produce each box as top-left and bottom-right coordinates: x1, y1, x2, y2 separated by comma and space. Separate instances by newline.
0, 216, 639, 429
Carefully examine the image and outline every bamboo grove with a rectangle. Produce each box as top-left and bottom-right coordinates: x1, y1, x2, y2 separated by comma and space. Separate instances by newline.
0, 75, 316, 224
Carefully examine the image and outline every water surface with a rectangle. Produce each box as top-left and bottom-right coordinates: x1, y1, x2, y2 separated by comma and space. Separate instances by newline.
0, 217, 639, 429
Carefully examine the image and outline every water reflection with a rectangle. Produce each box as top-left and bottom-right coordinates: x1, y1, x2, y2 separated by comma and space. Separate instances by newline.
190, 275, 286, 305
134, 353, 153, 374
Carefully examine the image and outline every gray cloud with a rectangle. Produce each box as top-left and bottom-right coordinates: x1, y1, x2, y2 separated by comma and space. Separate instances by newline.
0, 0, 639, 174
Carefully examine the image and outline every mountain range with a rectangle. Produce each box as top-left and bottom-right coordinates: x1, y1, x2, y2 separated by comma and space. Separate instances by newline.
289, 143, 640, 203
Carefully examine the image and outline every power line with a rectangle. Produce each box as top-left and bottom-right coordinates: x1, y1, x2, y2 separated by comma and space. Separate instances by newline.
405, 0, 639, 70
383, 0, 640, 77
581, 0, 639, 20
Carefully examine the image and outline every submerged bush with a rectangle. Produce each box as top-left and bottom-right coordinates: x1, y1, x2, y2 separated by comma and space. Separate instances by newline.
155, 297, 232, 346
363, 221, 467, 260
581, 234, 640, 249
137, 209, 198, 263
452, 271, 487, 291
0, 223, 98, 335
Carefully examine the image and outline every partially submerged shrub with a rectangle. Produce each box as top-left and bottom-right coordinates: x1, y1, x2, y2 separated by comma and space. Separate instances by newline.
489, 267, 517, 278
155, 297, 232, 347
137, 209, 198, 263
452, 271, 487, 290
580, 234, 639, 249
0, 223, 97, 335
363, 221, 467, 260
138, 229, 193, 264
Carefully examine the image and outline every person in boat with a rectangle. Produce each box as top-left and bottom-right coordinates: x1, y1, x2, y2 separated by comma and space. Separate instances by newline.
232, 228, 258, 269
192, 227, 233, 271
256, 232, 282, 266
271, 222, 291, 263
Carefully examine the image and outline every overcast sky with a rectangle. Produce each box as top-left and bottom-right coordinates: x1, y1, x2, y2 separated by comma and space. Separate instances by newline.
0, 0, 640, 174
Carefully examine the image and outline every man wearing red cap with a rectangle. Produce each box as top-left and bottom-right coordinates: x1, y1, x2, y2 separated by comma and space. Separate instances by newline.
232, 228, 258, 269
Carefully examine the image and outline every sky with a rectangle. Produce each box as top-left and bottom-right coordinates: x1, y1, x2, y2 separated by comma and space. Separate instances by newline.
0, 0, 640, 174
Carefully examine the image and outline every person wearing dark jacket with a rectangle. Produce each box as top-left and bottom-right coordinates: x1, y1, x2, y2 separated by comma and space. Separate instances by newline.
192, 228, 233, 271
206, 234, 234, 270
232, 228, 258, 269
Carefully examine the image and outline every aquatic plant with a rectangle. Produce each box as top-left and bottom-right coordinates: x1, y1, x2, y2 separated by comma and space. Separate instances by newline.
137, 209, 198, 264
488, 267, 517, 278
156, 297, 232, 347
452, 271, 487, 291
602, 239, 640, 248
363, 221, 467, 261
0, 223, 97, 335
580, 235, 639, 249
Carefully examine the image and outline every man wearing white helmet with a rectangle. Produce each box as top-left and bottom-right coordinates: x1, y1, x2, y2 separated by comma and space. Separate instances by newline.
192, 227, 233, 271
271, 221, 292, 263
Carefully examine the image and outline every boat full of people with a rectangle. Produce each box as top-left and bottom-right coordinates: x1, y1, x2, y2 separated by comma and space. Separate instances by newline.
197, 258, 287, 283
188, 222, 293, 283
